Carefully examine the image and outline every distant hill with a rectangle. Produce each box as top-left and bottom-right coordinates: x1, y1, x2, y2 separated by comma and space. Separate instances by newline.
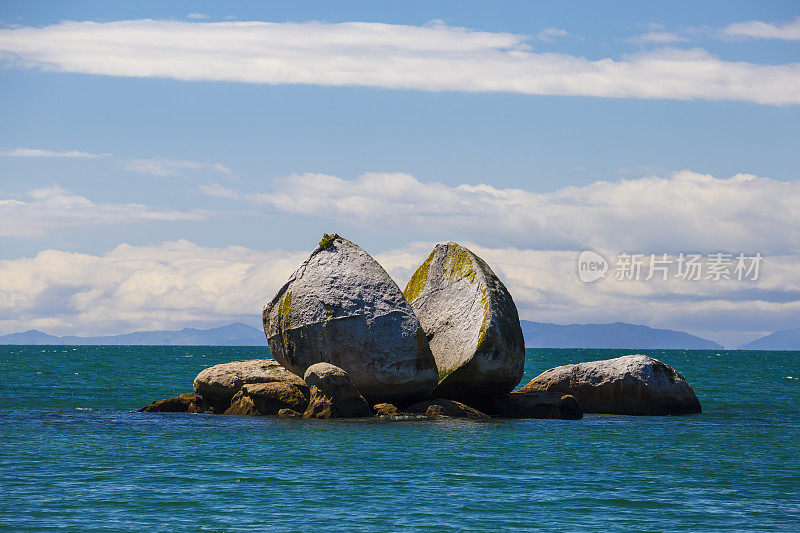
739, 329, 800, 350
0, 320, 725, 349
0, 323, 266, 346
520, 321, 724, 350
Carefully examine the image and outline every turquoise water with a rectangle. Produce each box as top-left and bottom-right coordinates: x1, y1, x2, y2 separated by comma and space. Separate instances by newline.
1, 346, 799, 531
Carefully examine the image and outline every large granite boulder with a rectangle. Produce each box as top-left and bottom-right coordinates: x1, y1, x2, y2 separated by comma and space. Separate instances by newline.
193, 359, 306, 413
404, 242, 525, 401
406, 398, 490, 419
224, 382, 309, 416
519, 354, 702, 415
137, 393, 210, 413
263, 234, 438, 404
473, 391, 582, 420
302, 363, 372, 419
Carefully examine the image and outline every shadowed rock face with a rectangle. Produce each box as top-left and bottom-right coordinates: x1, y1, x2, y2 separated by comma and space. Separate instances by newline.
406, 398, 490, 419
404, 242, 525, 401
519, 354, 702, 416
137, 393, 210, 413
302, 362, 372, 419
263, 235, 438, 404
473, 391, 583, 420
224, 382, 309, 416
193, 359, 306, 413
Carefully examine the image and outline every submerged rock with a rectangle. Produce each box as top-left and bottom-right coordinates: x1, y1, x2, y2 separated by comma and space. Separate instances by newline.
302, 363, 372, 419
475, 391, 582, 420
263, 234, 438, 404
193, 359, 306, 413
406, 399, 490, 419
404, 242, 525, 401
138, 393, 209, 414
519, 354, 702, 416
224, 382, 309, 416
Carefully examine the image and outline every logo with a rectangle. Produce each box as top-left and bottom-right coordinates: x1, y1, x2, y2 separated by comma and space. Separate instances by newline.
577, 250, 608, 283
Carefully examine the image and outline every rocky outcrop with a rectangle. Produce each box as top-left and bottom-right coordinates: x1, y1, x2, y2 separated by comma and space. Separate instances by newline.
474, 391, 582, 419
263, 234, 438, 404
278, 408, 303, 419
224, 382, 309, 416
373, 403, 401, 417
193, 359, 306, 412
302, 363, 372, 419
519, 354, 702, 415
406, 399, 490, 419
404, 242, 525, 401
138, 393, 209, 413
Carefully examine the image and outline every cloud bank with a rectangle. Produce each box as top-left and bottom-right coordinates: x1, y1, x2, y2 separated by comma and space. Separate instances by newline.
0, 186, 207, 237
0, 20, 798, 104
1, 240, 797, 346
205, 170, 800, 254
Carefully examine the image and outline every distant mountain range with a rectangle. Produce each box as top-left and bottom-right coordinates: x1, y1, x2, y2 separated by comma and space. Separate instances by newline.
0, 322, 266, 346
738, 328, 800, 351
520, 321, 724, 350
1, 321, 795, 350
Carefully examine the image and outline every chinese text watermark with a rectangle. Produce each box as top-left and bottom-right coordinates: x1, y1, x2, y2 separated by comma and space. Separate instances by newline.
578, 251, 763, 283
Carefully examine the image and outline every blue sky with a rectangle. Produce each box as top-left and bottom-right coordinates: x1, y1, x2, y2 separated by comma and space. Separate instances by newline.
1, 1, 798, 347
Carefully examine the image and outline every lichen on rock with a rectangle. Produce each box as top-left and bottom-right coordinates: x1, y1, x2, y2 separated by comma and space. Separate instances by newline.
404, 242, 525, 402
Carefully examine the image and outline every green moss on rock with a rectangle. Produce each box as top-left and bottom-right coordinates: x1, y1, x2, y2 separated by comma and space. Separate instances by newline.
318, 233, 340, 250
403, 249, 435, 303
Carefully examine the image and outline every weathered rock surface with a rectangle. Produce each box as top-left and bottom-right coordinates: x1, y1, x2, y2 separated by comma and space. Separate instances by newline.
224, 382, 309, 416
138, 393, 209, 413
263, 234, 438, 404
474, 391, 582, 420
278, 408, 302, 419
373, 403, 401, 417
406, 399, 490, 419
404, 242, 525, 401
519, 354, 702, 415
302, 363, 372, 419
193, 359, 306, 413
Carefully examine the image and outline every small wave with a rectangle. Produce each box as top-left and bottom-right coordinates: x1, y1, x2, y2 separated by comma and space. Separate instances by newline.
75, 407, 93, 411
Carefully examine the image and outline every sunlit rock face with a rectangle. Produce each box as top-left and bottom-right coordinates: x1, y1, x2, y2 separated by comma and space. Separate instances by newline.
404, 242, 525, 402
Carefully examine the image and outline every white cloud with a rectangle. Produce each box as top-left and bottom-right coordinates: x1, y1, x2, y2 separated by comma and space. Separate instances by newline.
0, 240, 306, 336
723, 16, 800, 41
535, 27, 569, 42
198, 182, 239, 199
1, 147, 108, 158
187, 13, 209, 20
0, 239, 797, 346
208, 170, 800, 254
0, 19, 798, 104
630, 31, 689, 44
0, 185, 207, 237
124, 157, 232, 177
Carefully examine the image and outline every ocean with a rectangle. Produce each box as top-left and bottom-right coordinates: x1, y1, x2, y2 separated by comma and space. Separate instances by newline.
1, 346, 798, 531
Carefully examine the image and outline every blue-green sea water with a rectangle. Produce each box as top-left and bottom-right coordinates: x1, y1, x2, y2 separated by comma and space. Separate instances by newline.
1, 346, 799, 531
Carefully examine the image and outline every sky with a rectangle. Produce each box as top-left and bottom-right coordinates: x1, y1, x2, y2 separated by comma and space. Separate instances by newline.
1, 1, 798, 348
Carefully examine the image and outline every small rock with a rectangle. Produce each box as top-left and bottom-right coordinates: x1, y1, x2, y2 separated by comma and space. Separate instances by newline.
263, 234, 438, 404
475, 391, 582, 419
302, 363, 372, 419
373, 403, 401, 417
404, 242, 525, 402
519, 354, 702, 415
138, 393, 209, 413
193, 359, 306, 413
224, 382, 309, 416
278, 408, 303, 419
406, 398, 490, 419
